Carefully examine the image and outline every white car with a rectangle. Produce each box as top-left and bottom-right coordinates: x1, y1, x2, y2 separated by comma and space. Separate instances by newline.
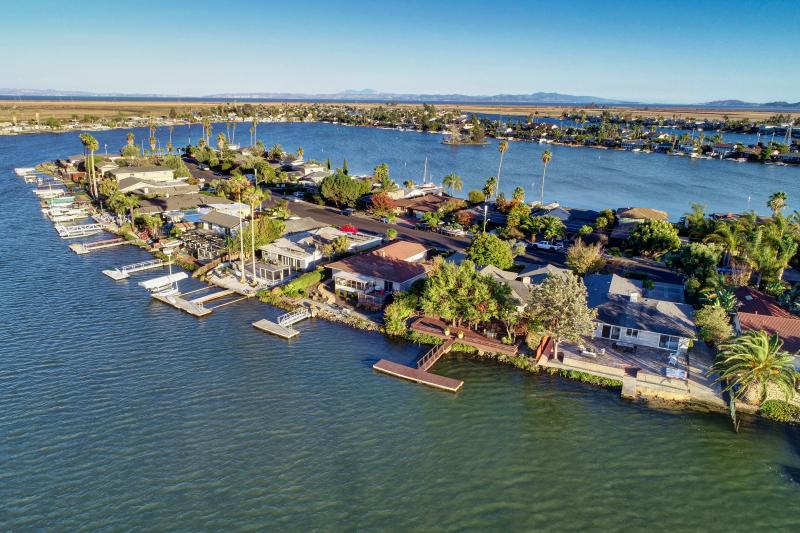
530, 241, 564, 252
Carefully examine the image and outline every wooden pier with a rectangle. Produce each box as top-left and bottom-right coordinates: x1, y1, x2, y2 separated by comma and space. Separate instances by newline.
373, 359, 464, 392
69, 238, 126, 255
151, 292, 213, 317
103, 259, 164, 280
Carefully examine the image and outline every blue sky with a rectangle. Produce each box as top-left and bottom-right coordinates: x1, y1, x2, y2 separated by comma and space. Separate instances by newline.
2, 0, 798, 103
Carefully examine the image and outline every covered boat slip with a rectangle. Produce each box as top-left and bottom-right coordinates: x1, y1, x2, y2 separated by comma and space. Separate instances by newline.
138, 272, 189, 291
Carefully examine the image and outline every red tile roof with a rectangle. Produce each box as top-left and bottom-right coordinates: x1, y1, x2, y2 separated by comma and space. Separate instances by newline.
735, 287, 800, 353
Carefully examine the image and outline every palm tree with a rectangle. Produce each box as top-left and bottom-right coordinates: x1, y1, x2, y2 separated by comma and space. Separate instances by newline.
122, 194, 139, 225
442, 172, 463, 195
251, 117, 258, 146
80, 133, 99, 198
403, 179, 414, 189
495, 140, 508, 199
242, 186, 267, 283
126, 132, 135, 147
297, 147, 304, 160
768, 191, 788, 217
167, 126, 174, 154
704, 221, 745, 266
216, 132, 227, 153
712, 331, 797, 405
539, 149, 552, 207
377, 175, 398, 192
227, 174, 251, 282
483, 176, 498, 201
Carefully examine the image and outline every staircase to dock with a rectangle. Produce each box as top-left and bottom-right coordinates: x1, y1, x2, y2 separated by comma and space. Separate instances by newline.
70, 238, 126, 255
103, 259, 164, 280
277, 308, 312, 328
56, 223, 103, 239
417, 338, 457, 371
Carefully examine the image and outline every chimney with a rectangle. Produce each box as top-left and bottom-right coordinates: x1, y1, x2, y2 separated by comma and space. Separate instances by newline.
521, 276, 530, 285
629, 292, 639, 302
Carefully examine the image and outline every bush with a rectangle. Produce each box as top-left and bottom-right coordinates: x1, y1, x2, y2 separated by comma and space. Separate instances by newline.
467, 189, 486, 204
694, 304, 733, 344
760, 400, 800, 423
385, 228, 398, 241
282, 268, 324, 297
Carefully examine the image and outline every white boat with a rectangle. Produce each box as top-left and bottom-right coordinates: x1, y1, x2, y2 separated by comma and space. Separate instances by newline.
14, 167, 36, 176
138, 272, 188, 292
33, 187, 66, 199
50, 211, 90, 223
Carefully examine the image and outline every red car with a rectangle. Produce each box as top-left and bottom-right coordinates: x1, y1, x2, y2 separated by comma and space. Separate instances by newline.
340, 224, 358, 234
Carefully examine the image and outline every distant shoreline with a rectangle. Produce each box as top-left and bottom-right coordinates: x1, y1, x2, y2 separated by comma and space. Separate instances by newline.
0, 98, 788, 123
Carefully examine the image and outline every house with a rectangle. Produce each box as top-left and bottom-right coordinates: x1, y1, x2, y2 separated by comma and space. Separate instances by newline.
544, 207, 600, 234
733, 287, 800, 366
478, 263, 570, 311
107, 165, 175, 183
394, 194, 460, 219
326, 241, 430, 305
678, 142, 696, 154
585, 274, 695, 353
117, 177, 199, 197
612, 207, 670, 241
136, 194, 207, 214
621, 139, 646, 150
712, 143, 736, 158
199, 210, 243, 236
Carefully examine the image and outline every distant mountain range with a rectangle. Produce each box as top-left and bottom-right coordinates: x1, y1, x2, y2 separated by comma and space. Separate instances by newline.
1, 87, 798, 108
202, 89, 630, 105
704, 99, 800, 109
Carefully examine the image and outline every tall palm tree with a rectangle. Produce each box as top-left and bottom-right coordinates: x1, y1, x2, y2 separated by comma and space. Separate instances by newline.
495, 140, 508, 199
297, 147, 304, 160
242, 186, 267, 283
442, 172, 462, 195
768, 191, 788, 217
704, 221, 745, 266
712, 330, 797, 405
539, 149, 552, 207
167, 126, 174, 154
126, 132, 135, 147
122, 194, 139, 225
80, 133, 99, 198
251, 117, 258, 146
227, 174, 251, 282
216, 132, 227, 153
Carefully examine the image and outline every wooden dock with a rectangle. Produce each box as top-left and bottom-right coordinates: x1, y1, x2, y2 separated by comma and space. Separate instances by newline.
252, 318, 299, 339
69, 238, 126, 255
151, 292, 213, 317
373, 359, 463, 392
190, 289, 235, 305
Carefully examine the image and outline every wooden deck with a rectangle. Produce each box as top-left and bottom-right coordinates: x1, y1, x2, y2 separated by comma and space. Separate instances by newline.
373, 359, 463, 393
409, 317, 520, 356
151, 292, 212, 317
252, 318, 299, 339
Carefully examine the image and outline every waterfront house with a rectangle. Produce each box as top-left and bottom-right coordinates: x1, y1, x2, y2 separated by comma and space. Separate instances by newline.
543, 207, 600, 235
678, 142, 697, 155
394, 194, 460, 219
107, 165, 175, 183
712, 143, 736, 158
326, 241, 430, 305
585, 274, 695, 353
199, 210, 242, 236
733, 287, 800, 368
260, 226, 382, 273
621, 139, 646, 150
477, 263, 570, 312
118, 177, 199, 197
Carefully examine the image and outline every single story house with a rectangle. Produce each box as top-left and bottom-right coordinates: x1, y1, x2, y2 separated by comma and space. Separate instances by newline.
118, 177, 199, 197
260, 225, 382, 273
394, 194, 460, 219
107, 165, 175, 183
612, 207, 670, 241
734, 287, 800, 366
199, 210, 243, 236
326, 241, 430, 304
586, 274, 695, 353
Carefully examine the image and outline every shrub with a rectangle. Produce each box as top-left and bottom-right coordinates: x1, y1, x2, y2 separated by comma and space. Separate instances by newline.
694, 304, 733, 344
282, 268, 324, 297
760, 400, 800, 423
385, 228, 398, 241
467, 189, 486, 204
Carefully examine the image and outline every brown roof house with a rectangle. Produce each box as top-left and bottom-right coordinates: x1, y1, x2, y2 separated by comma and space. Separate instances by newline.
612, 206, 670, 241
734, 287, 800, 365
326, 241, 429, 307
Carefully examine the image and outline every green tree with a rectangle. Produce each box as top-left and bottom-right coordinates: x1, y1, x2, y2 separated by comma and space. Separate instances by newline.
385, 227, 398, 241
768, 191, 788, 217
712, 331, 797, 404
694, 304, 733, 344
527, 215, 566, 241
495, 140, 508, 199
468, 190, 486, 204
539, 149, 552, 207
512, 186, 525, 203
483, 176, 498, 201
525, 272, 597, 357
628, 219, 681, 257
373, 162, 390, 184
242, 186, 267, 281
566, 240, 606, 276
320, 172, 371, 207
442, 172, 463, 195
467, 233, 514, 269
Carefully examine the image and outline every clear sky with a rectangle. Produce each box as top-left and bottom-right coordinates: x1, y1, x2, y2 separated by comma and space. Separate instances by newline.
2, 0, 798, 103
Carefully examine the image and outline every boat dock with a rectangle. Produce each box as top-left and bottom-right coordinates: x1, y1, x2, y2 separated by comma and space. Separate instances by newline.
56, 223, 103, 239
150, 284, 251, 317
69, 238, 126, 255
103, 259, 164, 280
373, 338, 463, 393
252, 308, 312, 339
151, 292, 213, 317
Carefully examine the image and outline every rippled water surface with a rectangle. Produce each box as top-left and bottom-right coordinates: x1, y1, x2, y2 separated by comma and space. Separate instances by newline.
1, 128, 800, 531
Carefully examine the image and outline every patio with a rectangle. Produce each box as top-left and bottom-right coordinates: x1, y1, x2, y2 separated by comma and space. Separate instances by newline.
560, 338, 688, 380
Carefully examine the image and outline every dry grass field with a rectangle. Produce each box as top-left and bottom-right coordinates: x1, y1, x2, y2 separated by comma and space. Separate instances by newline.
0, 98, 782, 123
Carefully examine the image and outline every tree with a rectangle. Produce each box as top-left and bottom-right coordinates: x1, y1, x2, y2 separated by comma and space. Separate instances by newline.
403, 179, 414, 189
505, 202, 531, 230
442, 172, 463, 194
121, 194, 139, 224
628, 219, 680, 257
80, 133, 99, 198
373, 162, 390, 184
369, 192, 397, 217
267, 144, 285, 161
512, 186, 525, 203
468, 190, 485, 204
483, 176, 498, 200
242, 186, 267, 282
527, 215, 565, 241
467, 233, 514, 269
712, 331, 797, 404
525, 273, 597, 357
226, 174, 251, 281
320, 172, 370, 207
768, 191, 788, 217
99, 178, 118, 199
385, 228, 398, 241
566, 240, 606, 276
694, 304, 733, 344
495, 140, 508, 199
539, 149, 552, 207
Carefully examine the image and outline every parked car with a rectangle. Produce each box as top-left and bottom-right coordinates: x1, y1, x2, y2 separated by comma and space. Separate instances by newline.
198, 164, 210, 171
341, 208, 355, 216
530, 240, 565, 252
439, 227, 465, 237
293, 191, 304, 198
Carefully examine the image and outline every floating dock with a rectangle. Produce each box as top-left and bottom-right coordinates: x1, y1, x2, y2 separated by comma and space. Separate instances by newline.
151, 292, 213, 317
103, 259, 164, 280
373, 359, 464, 392
251, 308, 311, 339
56, 223, 103, 239
69, 238, 126, 255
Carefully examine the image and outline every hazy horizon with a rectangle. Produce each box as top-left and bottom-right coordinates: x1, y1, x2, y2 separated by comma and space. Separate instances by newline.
2, 0, 798, 103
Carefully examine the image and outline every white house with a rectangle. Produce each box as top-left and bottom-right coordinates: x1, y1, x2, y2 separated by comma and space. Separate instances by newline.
199, 210, 243, 236
585, 274, 695, 353
107, 165, 175, 183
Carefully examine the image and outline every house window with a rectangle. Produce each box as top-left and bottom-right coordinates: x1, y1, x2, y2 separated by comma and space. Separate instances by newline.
659, 335, 679, 350
601, 325, 620, 340
625, 328, 638, 338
